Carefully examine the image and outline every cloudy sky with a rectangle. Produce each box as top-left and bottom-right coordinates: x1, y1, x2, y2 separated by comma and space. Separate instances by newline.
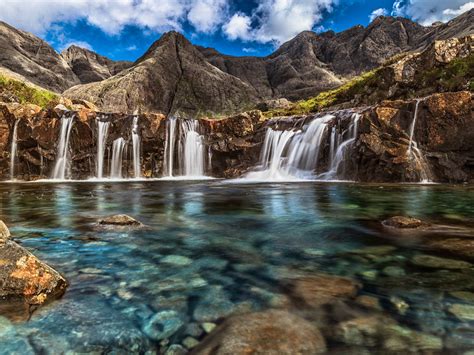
1, 0, 472, 60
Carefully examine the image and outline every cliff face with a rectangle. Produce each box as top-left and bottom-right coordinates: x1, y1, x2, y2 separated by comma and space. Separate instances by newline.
0, 21, 80, 92
61, 46, 132, 84
1, 91, 473, 183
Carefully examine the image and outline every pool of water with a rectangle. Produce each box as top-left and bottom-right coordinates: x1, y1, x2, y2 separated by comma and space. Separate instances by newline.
1, 181, 474, 353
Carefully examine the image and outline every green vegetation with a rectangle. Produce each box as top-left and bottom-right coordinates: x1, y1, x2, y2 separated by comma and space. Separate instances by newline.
0, 74, 58, 107
418, 53, 474, 92
264, 69, 381, 118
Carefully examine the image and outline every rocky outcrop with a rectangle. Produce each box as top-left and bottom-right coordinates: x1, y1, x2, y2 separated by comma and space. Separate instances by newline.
193, 309, 327, 354
0, 21, 79, 92
61, 45, 132, 84
0, 221, 67, 314
98, 215, 142, 226
354, 91, 474, 183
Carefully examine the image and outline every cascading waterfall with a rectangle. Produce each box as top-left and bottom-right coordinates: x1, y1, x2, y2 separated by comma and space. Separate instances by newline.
245, 113, 361, 181
163, 117, 207, 178
52, 115, 74, 180
110, 138, 126, 179
179, 120, 205, 177
163, 116, 178, 177
96, 118, 110, 179
132, 116, 141, 178
406, 99, 432, 182
9, 119, 19, 180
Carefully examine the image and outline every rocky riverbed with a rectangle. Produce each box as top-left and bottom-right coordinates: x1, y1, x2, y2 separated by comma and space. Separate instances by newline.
2, 181, 474, 353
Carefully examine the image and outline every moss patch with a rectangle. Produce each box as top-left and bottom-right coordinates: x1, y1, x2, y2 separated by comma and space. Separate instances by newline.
0, 74, 58, 107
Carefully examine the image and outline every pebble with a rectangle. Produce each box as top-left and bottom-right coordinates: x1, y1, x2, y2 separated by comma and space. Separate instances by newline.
182, 336, 200, 349
449, 291, 474, 302
161, 255, 193, 266
390, 296, 409, 315
201, 322, 216, 334
411, 254, 472, 270
449, 304, 474, 321
382, 266, 406, 277
164, 344, 187, 355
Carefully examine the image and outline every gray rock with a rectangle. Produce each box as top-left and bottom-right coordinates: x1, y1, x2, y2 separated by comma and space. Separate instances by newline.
0, 220, 11, 241
98, 214, 142, 226
161, 255, 192, 266
143, 310, 185, 341
164, 344, 187, 355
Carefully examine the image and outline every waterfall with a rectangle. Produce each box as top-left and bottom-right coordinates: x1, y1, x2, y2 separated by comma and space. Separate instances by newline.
163, 116, 178, 177
406, 99, 432, 182
9, 119, 19, 180
96, 118, 110, 179
132, 116, 141, 178
179, 120, 205, 177
245, 115, 333, 180
163, 117, 207, 178
407, 99, 421, 155
110, 138, 126, 179
245, 113, 361, 181
322, 113, 360, 180
52, 115, 74, 180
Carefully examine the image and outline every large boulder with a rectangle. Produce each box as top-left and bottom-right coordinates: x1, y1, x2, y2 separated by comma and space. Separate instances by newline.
0, 220, 10, 241
0, 240, 68, 307
193, 309, 326, 354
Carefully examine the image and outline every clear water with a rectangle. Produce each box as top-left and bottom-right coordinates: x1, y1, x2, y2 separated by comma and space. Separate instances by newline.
1, 181, 474, 353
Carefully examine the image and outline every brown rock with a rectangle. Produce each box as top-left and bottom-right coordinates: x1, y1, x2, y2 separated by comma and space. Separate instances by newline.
288, 274, 361, 308
0, 220, 10, 241
98, 214, 142, 226
0, 240, 68, 307
426, 238, 474, 260
382, 216, 424, 229
193, 309, 326, 354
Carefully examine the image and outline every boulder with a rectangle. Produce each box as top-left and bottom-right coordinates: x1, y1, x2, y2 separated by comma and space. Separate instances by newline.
0, 240, 68, 306
286, 273, 361, 308
0, 220, 10, 241
98, 214, 142, 226
193, 309, 326, 354
382, 216, 424, 229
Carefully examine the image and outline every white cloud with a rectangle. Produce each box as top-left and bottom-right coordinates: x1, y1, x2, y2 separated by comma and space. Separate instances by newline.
223, 0, 336, 44
369, 8, 388, 22
392, 0, 474, 25
0, 0, 224, 36
242, 47, 257, 53
187, 0, 228, 33
223, 13, 252, 40
126, 45, 138, 51
59, 40, 94, 52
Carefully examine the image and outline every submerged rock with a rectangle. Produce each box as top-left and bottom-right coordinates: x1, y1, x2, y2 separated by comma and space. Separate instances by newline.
0, 240, 68, 308
287, 273, 361, 308
0, 220, 10, 241
382, 216, 424, 229
448, 304, 474, 321
426, 238, 474, 260
411, 254, 472, 269
194, 309, 326, 354
98, 214, 142, 226
143, 310, 185, 341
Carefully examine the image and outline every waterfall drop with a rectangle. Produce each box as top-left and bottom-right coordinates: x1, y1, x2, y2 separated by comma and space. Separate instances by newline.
52, 115, 74, 180
163, 117, 207, 178
9, 119, 19, 180
110, 138, 126, 179
406, 99, 432, 182
96, 118, 110, 179
132, 116, 141, 178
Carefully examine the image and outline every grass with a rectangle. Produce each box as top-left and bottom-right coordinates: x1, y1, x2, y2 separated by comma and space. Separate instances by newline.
264, 69, 381, 118
0, 74, 58, 107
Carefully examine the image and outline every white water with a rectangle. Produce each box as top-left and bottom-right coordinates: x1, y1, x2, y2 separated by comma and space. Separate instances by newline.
132, 116, 141, 178
110, 138, 126, 179
52, 115, 74, 180
179, 120, 205, 176
9, 119, 19, 180
96, 118, 110, 179
163, 116, 178, 177
406, 99, 432, 182
163, 117, 207, 178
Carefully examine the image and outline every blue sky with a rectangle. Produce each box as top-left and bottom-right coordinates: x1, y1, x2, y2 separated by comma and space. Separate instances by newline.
1, 0, 472, 61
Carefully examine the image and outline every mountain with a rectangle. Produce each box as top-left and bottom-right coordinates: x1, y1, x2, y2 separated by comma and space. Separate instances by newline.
61, 45, 132, 84
0, 21, 79, 92
1, 9, 473, 115
64, 32, 260, 115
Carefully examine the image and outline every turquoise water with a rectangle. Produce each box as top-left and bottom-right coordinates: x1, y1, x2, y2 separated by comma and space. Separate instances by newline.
1, 181, 474, 353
